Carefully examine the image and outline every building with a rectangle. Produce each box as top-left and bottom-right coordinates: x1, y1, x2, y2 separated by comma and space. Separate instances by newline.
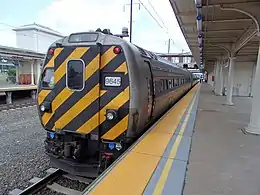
13, 23, 64, 53
0, 23, 63, 88
157, 51, 198, 69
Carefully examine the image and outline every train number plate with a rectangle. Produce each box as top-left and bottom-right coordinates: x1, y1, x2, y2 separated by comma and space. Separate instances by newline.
104, 76, 121, 86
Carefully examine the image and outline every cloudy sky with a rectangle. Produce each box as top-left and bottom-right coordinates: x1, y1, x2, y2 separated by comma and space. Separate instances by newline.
0, 0, 190, 53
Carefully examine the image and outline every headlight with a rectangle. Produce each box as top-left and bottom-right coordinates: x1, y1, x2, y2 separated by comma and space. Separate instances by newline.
106, 109, 117, 121
40, 104, 45, 111
40, 102, 52, 113
106, 112, 114, 120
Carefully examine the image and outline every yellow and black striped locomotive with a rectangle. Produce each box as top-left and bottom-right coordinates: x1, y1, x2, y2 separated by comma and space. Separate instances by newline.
37, 28, 198, 177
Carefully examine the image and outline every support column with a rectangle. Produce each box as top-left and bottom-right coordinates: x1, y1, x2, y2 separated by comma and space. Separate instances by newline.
5, 92, 12, 104
215, 62, 221, 95
31, 60, 35, 85
36, 60, 42, 85
245, 42, 260, 134
31, 90, 36, 100
225, 57, 236, 105
220, 65, 224, 95
212, 64, 217, 91
16, 66, 19, 84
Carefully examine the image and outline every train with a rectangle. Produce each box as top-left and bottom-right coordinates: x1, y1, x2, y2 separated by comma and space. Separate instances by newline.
37, 27, 199, 177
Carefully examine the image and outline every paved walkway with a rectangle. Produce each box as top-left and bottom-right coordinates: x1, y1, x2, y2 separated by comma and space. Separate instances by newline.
183, 84, 260, 195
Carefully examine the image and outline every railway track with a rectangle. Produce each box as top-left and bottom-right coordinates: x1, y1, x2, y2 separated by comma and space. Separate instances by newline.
9, 168, 95, 195
0, 101, 36, 112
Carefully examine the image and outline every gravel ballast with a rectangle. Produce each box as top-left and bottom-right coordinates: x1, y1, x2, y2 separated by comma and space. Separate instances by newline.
0, 106, 51, 195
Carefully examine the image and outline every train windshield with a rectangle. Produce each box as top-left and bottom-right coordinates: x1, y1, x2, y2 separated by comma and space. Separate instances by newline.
66, 59, 85, 91
68, 33, 99, 43
42, 68, 54, 89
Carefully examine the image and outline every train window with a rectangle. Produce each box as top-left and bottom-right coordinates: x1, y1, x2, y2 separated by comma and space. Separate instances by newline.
164, 80, 168, 90
161, 80, 164, 91
66, 59, 85, 91
41, 68, 54, 89
168, 79, 172, 89
175, 78, 179, 86
68, 33, 98, 43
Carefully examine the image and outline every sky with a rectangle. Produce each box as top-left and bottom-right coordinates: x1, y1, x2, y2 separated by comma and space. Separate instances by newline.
0, 0, 190, 54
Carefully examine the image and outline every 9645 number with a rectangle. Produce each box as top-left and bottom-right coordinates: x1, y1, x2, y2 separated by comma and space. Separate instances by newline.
104, 76, 121, 87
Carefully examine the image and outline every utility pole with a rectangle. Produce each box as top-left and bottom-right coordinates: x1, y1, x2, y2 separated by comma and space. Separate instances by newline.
130, 0, 133, 43
167, 38, 171, 53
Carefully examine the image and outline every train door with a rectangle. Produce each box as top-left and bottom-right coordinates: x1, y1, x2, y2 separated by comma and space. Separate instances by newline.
46, 45, 101, 136
144, 60, 154, 121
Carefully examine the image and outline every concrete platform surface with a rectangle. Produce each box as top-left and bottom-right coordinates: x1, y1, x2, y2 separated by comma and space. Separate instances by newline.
183, 84, 260, 195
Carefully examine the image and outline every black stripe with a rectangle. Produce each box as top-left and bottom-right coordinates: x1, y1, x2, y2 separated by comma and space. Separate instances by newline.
40, 47, 99, 117
101, 46, 112, 56
46, 70, 99, 129
54, 47, 76, 71
64, 100, 99, 131
38, 47, 76, 99
38, 46, 112, 98
39, 76, 66, 117
100, 100, 129, 137
81, 46, 99, 64
64, 74, 129, 132
102, 52, 125, 72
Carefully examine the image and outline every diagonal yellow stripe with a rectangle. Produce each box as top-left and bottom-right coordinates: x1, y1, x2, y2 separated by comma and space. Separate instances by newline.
54, 84, 100, 129
100, 46, 116, 69
101, 115, 129, 140
115, 61, 128, 75
76, 87, 130, 134
42, 88, 73, 126
37, 90, 51, 105
45, 48, 64, 68
85, 54, 100, 80
100, 90, 107, 96
54, 47, 89, 84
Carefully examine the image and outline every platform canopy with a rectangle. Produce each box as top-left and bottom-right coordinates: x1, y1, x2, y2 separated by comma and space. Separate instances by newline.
169, 0, 260, 72
0, 45, 45, 61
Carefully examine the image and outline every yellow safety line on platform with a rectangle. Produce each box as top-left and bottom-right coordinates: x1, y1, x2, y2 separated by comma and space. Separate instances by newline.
87, 84, 199, 195
152, 92, 196, 195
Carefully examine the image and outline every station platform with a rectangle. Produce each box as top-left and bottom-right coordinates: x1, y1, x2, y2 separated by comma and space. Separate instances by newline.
0, 84, 37, 92
183, 84, 260, 195
0, 84, 37, 104
82, 83, 260, 195
83, 84, 200, 195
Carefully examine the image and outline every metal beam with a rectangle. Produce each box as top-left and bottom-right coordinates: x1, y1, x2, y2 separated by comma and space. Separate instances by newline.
204, 18, 252, 23
231, 24, 258, 55
202, 29, 244, 33
202, 1, 260, 8
220, 3, 260, 31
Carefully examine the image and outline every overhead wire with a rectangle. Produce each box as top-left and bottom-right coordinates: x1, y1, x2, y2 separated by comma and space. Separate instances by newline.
147, 0, 169, 33
137, 0, 185, 53
137, 0, 164, 30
